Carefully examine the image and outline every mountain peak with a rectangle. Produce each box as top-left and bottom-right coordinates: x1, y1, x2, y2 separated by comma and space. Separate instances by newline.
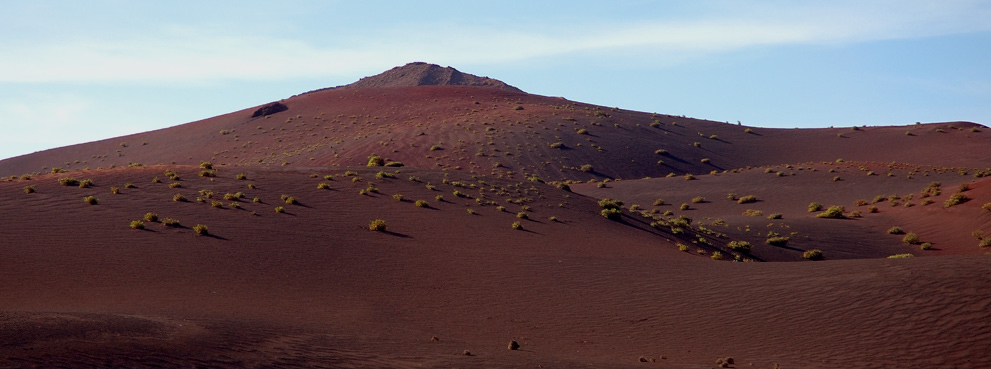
341, 62, 523, 92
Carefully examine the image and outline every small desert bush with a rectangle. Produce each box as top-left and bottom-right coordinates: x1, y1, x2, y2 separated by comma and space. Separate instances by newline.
979, 238, 991, 248
854, 199, 868, 206
981, 202, 991, 212
808, 202, 823, 212
23, 185, 34, 194
236, 173, 247, 180
224, 193, 238, 200
766, 213, 783, 219
78, 179, 93, 188
199, 170, 216, 177
173, 193, 187, 202
211, 200, 223, 208
737, 195, 757, 204
601, 208, 622, 220
816, 205, 846, 219
435, 195, 444, 201
275, 206, 285, 213
496, 205, 507, 212
903, 232, 921, 244
59, 177, 80, 186
367, 155, 385, 167
516, 211, 528, 219
803, 249, 824, 260
124, 183, 135, 188
415, 200, 429, 208
598, 198, 623, 209
252, 197, 261, 203
579, 164, 593, 173
193, 224, 209, 235
944, 193, 969, 208
392, 193, 404, 201
652, 198, 665, 206
887, 226, 904, 235
728, 240, 752, 253
691, 196, 705, 203
512, 221, 523, 230
888, 253, 914, 259
161, 217, 180, 227
920, 242, 933, 250
129, 220, 145, 230
83, 196, 98, 205
467, 208, 477, 215
700, 158, 711, 164
743, 209, 763, 216
200, 162, 213, 170
110, 186, 120, 194
169, 182, 182, 188
317, 182, 330, 189
766, 236, 789, 246
711, 251, 724, 260
284, 196, 298, 205
375, 171, 395, 179
684, 173, 696, 180
679, 203, 690, 211
143, 212, 158, 222
868, 205, 879, 213
229, 202, 240, 209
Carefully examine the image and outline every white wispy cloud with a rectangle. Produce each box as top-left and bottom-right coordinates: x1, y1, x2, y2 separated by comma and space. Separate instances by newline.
0, 1, 987, 85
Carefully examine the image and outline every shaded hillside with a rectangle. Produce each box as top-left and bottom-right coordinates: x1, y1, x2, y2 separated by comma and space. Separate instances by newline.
1, 85, 987, 181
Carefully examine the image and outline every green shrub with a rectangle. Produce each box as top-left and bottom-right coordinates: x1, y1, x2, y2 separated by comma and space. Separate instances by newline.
684, 174, 696, 180
110, 186, 120, 194
516, 211, 528, 219
691, 196, 705, 203
808, 202, 823, 212
711, 251, 724, 260
375, 171, 395, 179
367, 155, 385, 167
652, 198, 665, 206
23, 185, 34, 194
944, 193, 970, 208
83, 196, 98, 205
284, 196, 298, 205
173, 193, 187, 202
728, 240, 752, 253
435, 195, 444, 201
737, 195, 757, 204
229, 202, 240, 209
980, 238, 991, 248
59, 177, 79, 186
385, 161, 404, 167
129, 220, 145, 229
224, 193, 238, 200
887, 226, 904, 235
200, 162, 213, 170
392, 193, 404, 201
144, 212, 158, 222
199, 170, 216, 177
679, 203, 690, 210
453, 190, 468, 198
743, 209, 763, 216
601, 208, 622, 220
415, 200, 429, 208
816, 205, 846, 219
211, 200, 223, 208
467, 208, 477, 215
193, 224, 209, 235
982, 202, 991, 212
803, 249, 824, 260
598, 198, 623, 209
766, 237, 789, 246
920, 242, 933, 250
252, 197, 261, 203
903, 232, 921, 245
579, 164, 593, 173
236, 173, 247, 180
888, 253, 914, 259
124, 183, 135, 188
275, 206, 285, 213
512, 221, 523, 230
161, 218, 180, 227
766, 213, 783, 219
78, 179, 93, 188
169, 182, 182, 188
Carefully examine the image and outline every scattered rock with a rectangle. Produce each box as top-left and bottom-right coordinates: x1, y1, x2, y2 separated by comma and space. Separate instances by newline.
251, 102, 288, 118
462, 349, 472, 356
508, 340, 520, 350
715, 356, 735, 367
638, 355, 656, 362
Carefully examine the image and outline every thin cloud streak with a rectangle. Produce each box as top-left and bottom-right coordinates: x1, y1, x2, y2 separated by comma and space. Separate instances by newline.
1, 1, 988, 84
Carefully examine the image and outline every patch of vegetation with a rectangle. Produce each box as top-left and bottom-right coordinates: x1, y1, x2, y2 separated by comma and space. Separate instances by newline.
193, 224, 209, 235
691, 196, 705, 204
512, 221, 523, 230
59, 177, 80, 186
392, 193, 404, 201
808, 202, 823, 212
83, 196, 98, 205
737, 195, 757, 204
516, 211, 529, 219
711, 251, 724, 260
816, 205, 846, 219
129, 220, 145, 229
415, 200, 429, 208
144, 212, 158, 222
236, 173, 247, 180
887, 226, 904, 235
367, 155, 385, 167
766, 213, 783, 219
944, 193, 970, 208
888, 253, 915, 259
766, 236, 789, 246
275, 206, 285, 213
200, 162, 213, 170
902, 232, 921, 244
743, 209, 763, 216
803, 249, 824, 260
728, 240, 752, 253
601, 208, 622, 220
161, 218, 180, 227
23, 185, 34, 194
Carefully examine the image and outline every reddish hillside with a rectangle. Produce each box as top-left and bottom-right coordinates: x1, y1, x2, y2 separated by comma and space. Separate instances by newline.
2, 63, 991, 368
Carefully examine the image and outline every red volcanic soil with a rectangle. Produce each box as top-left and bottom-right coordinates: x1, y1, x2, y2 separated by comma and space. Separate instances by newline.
2, 63, 991, 368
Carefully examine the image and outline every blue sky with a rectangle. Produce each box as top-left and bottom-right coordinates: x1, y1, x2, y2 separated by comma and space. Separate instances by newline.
2, 1, 990, 160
